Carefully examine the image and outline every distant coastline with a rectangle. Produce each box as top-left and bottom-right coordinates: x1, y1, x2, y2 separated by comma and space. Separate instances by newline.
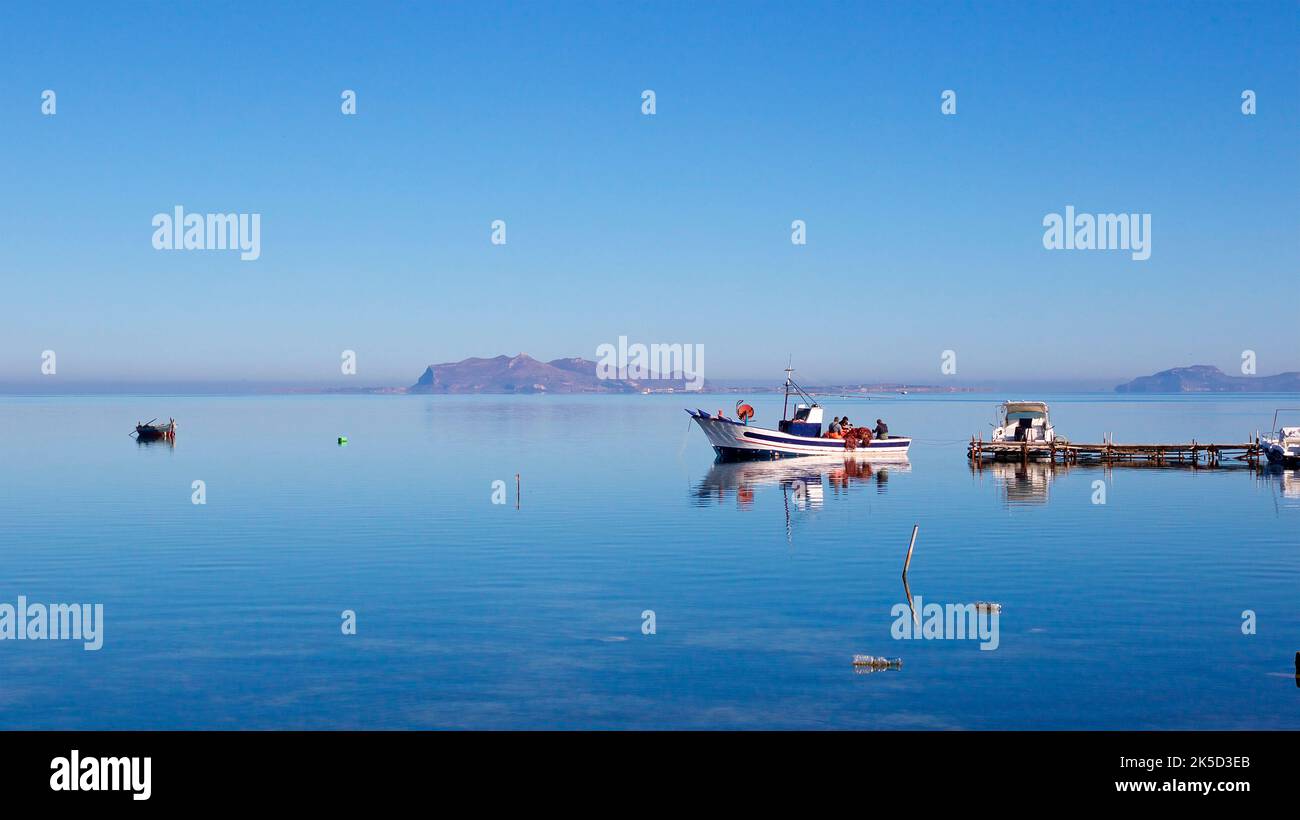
5, 358, 1300, 396
1114, 365, 1300, 393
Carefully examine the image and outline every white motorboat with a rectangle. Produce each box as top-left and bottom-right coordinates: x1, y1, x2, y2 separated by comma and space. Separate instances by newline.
1260, 409, 1300, 468
991, 401, 1057, 443
688, 368, 910, 460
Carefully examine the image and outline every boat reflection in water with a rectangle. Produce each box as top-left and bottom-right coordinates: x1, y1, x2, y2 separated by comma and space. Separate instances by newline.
693, 454, 911, 543
135, 435, 176, 450
693, 455, 910, 509
971, 459, 1063, 506
1257, 466, 1300, 507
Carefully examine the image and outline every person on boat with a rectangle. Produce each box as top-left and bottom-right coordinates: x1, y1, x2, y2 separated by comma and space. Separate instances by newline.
841, 417, 853, 431
874, 418, 889, 440
828, 416, 843, 436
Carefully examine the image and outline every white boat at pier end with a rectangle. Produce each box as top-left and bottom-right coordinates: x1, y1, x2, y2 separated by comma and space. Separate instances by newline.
991, 401, 1056, 444
1260, 409, 1300, 468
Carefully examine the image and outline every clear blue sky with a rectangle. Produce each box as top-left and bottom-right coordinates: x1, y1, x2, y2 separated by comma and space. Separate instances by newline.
2, 1, 1296, 387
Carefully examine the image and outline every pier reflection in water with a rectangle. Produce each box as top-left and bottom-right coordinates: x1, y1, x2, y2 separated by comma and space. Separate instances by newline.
971, 457, 1285, 509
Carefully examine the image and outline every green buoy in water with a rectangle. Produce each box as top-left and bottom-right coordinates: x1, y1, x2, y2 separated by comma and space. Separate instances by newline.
338, 436, 348, 445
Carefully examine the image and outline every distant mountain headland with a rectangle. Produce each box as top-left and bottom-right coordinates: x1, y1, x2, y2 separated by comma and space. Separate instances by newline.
1115, 365, 1300, 393
308, 353, 972, 395
402, 354, 972, 395
407, 354, 696, 394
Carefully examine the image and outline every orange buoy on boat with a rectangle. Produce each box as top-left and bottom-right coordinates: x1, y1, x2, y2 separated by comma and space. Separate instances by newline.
735, 401, 755, 423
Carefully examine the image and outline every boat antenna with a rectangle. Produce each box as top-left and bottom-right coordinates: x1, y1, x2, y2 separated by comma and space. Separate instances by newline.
782, 359, 820, 420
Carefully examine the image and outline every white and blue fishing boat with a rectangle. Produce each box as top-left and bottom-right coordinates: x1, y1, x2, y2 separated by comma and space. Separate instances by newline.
688, 368, 910, 460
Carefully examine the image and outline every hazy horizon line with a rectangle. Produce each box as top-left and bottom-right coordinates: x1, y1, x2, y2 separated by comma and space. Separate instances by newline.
0, 375, 1210, 396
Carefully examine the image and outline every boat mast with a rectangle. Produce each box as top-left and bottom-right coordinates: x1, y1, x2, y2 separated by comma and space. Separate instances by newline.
783, 366, 793, 420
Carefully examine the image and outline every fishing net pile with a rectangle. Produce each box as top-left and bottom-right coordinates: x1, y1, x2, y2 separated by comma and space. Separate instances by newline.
842, 427, 874, 450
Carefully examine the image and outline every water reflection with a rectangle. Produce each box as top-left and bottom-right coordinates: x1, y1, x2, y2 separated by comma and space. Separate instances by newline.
693, 456, 910, 510
693, 456, 911, 544
1258, 467, 1300, 507
972, 459, 1065, 506
975, 457, 1275, 510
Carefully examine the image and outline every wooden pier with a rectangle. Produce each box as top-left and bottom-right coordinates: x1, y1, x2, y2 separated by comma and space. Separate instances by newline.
967, 435, 1262, 468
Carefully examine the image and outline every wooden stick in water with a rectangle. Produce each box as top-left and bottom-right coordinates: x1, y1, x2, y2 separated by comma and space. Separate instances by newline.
902, 524, 919, 578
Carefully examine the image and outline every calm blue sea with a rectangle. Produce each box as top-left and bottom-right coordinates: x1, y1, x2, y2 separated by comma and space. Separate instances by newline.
0, 393, 1296, 729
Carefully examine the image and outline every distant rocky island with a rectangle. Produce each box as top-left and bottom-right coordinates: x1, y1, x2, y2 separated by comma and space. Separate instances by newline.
404, 354, 970, 394
320, 353, 966, 395
408, 354, 675, 394
1116, 365, 1300, 393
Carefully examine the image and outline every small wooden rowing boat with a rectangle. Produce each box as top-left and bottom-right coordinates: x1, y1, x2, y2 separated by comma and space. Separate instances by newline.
133, 418, 177, 441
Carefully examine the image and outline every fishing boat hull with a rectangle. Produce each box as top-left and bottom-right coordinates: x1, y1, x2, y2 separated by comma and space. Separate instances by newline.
688, 410, 910, 460
135, 422, 176, 441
